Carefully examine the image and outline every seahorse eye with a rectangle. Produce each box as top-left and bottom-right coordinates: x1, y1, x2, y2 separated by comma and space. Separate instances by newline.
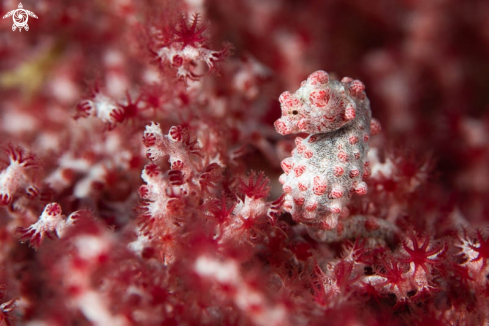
292, 110, 298, 115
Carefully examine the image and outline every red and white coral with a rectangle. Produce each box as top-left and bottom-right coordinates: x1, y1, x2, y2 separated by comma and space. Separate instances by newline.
149, 13, 231, 82
195, 255, 289, 326
16, 203, 77, 249
0, 145, 37, 206
0, 299, 16, 326
0, 1, 488, 325
76, 86, 125, 130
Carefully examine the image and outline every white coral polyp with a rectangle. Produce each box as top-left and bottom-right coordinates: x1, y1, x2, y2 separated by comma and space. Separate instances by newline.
80, 91, 123, 127
155, 42, 225, 80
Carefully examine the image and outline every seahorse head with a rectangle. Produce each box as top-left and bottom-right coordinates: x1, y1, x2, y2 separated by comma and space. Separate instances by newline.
274, 71, 360, 135
274, 91, 308, 135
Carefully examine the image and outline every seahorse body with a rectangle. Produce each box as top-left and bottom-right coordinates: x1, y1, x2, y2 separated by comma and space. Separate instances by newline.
275, 71, 379, 231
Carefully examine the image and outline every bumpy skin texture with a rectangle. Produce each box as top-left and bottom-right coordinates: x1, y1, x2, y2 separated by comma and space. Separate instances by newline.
276, 71, 380, 232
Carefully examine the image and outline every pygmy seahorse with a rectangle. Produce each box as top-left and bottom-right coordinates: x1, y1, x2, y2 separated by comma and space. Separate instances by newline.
275, 71, 381, 232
